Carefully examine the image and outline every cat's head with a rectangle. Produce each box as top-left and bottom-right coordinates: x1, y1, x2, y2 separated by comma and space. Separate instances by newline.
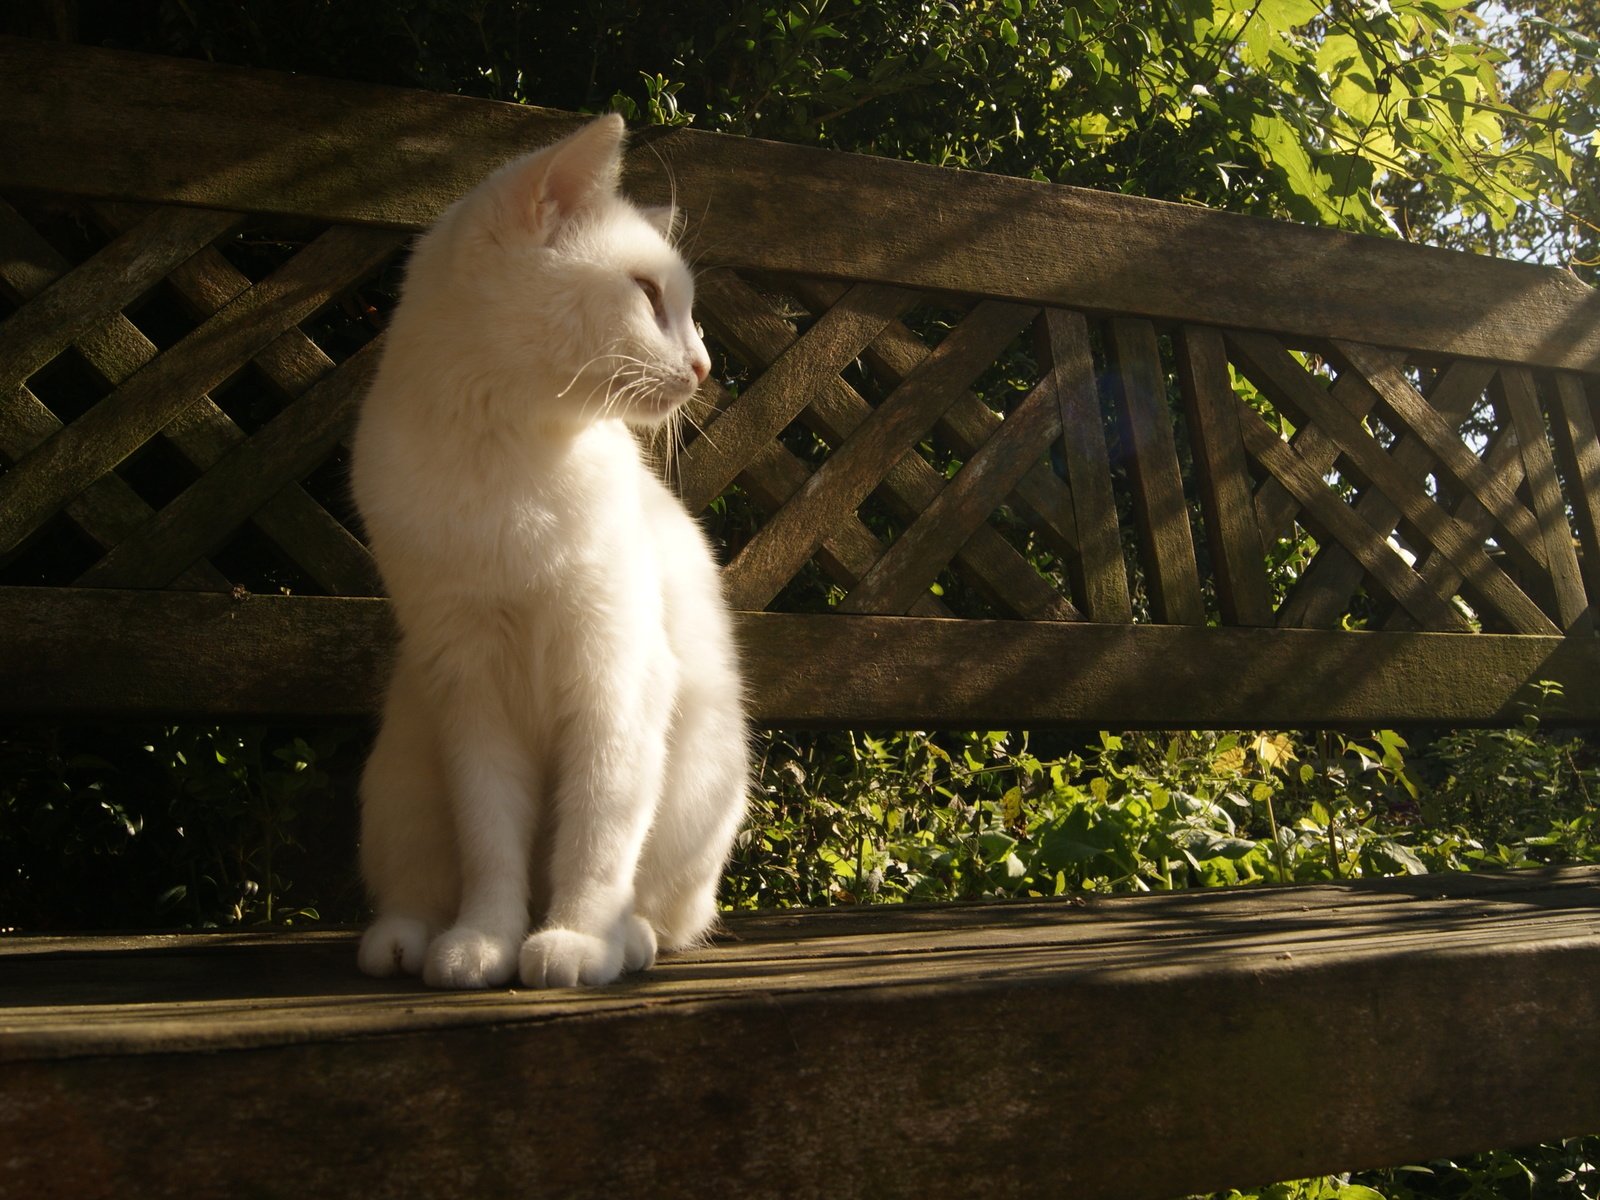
414, 114, 710, 430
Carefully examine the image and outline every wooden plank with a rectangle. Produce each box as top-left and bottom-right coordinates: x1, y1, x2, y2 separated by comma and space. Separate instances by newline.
0, 203, 241, 391
718, 301, 1040, 612
9, 586, 1600, 726
678, 279, 917, 514
1279, 359, 1497, 630
1104, 318, 1206, 624
1498, 366, 1588, 629
0, 225, 404, 557
1229, 390, 1473, 632
1039, 309, 1132, 623
839, 376, 1065, 615
94, 204, 380, 596
709, 278, 1074, 621
789, 279, 1082, 566
1331, 341, 1557, 582
1547, 372, 1600, 611
3, 871, 1599, 1200
1174, 325, 1274, 625
76, 341, 382, 589
5, 38, 1598, 371
1230, 332, 1557, 634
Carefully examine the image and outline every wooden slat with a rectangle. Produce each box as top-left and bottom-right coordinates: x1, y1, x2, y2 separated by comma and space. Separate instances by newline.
94, 204, 380, 595
1547, 372, 1600, 611
0, 225, 404, 557
76, 341, 383, 589
1104, 318, 1206, 625
1278, 359, 1497, 630
718, 301, 1040, 612
4, 870, 1600, 1199
839, 376, 1065, 615
1174, 325, 1274, 625
1498, 366, 1588, 629
5, 37, 1598, 371
1330, 341, 1558, 582
11, 586, 1600, 726
789, 279, 1082, 567
678, 279, 917, 514
1229, 391, 1473, 632
705, 280, 1073, 620
1039, 310, 1132, 623
0, 203, 241, 391
1229, 333, 1557, 635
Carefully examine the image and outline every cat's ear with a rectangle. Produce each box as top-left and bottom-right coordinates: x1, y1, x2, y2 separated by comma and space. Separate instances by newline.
639, 205, 681, 242
503, 114, 627, 238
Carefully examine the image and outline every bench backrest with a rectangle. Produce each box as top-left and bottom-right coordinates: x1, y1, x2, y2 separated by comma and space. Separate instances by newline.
3, 36, 1600, 729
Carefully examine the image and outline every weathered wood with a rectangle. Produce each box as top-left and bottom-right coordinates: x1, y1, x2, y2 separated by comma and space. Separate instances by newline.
8, 586, 1600, 726
1039, 309, 1132, 622
679, 279, 917, 514
839, 375, 1066, 615
5, 37, 1597, 370
1174, 325, 1274, 625
1104, 318, 1206, 624
1278, 359, 1496, 630
1230, 332, 1556, 634
1498, 366, 1588, 629
1548, 372, 1600, 611
76, 340, 382, 589
0, 225, 403, 557
4, 869, 1599, 1200
705, 276, 1072, 620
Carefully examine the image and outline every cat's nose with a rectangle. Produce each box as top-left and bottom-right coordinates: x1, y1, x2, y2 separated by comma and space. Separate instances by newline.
690, 352, 710, 384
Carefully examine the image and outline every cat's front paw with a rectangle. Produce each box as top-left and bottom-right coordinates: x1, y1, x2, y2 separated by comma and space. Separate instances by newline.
357, 915, 432, 978
520, 927, 626, 988
622, 914, 658, 973
423, 926, 518, 989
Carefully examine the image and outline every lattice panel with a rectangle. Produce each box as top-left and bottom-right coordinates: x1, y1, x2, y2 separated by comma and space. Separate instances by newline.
678, 272, 1600, 634
0, 197, 398, 595
5, 195, 1600, 635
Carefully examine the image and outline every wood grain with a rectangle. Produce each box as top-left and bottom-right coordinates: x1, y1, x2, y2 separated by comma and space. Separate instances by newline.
4, 37, 1597, 370
9, 586, 1600, 726
1104, 318, 1206, 624
1547, 372, 1600, 615
4, 870, 1599, 1200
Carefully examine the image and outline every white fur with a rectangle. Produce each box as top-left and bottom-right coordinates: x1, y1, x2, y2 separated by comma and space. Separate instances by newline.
350, 115, 748, 990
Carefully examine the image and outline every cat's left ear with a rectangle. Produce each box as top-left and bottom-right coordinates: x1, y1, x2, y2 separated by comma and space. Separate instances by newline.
639, 205, 681, 241
511, 114, 627, 237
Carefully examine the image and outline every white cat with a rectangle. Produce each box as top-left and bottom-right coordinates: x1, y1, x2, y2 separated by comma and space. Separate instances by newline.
349, 114, 749, 990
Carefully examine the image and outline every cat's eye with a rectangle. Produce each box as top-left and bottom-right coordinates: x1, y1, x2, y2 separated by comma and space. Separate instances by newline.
634, 277, 665, 321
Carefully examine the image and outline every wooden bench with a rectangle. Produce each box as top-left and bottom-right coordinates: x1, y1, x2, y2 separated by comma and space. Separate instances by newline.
3, 35, 1599, 1199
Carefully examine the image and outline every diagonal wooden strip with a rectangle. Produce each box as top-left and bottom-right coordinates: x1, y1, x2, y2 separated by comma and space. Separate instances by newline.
789, 279, 1082, 563
1498, 367, 1587, 629
840, 376, 1066, 615
1174, 325, 1273, 626
703, 277, 1074, 620
0, 204, 226, 589
96, 203, 378, 590
677, 279, 918, 514
0, 224, 404, 557
1383, 424, 1526, 631
1229, 332, 1557, 635
77, 340, 384, 589
693, 378, 948, 618
1104, 318, 1205, 625
720, 300, 1040, 613
1278, 359, 1497, 629
1039, 309, 1131, 622
4, 200, 378, 595
0, 205, 241, 391
1230, 390, 1471, 632
1329, 339, 1554, 578
1547, 373, 1600, 612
